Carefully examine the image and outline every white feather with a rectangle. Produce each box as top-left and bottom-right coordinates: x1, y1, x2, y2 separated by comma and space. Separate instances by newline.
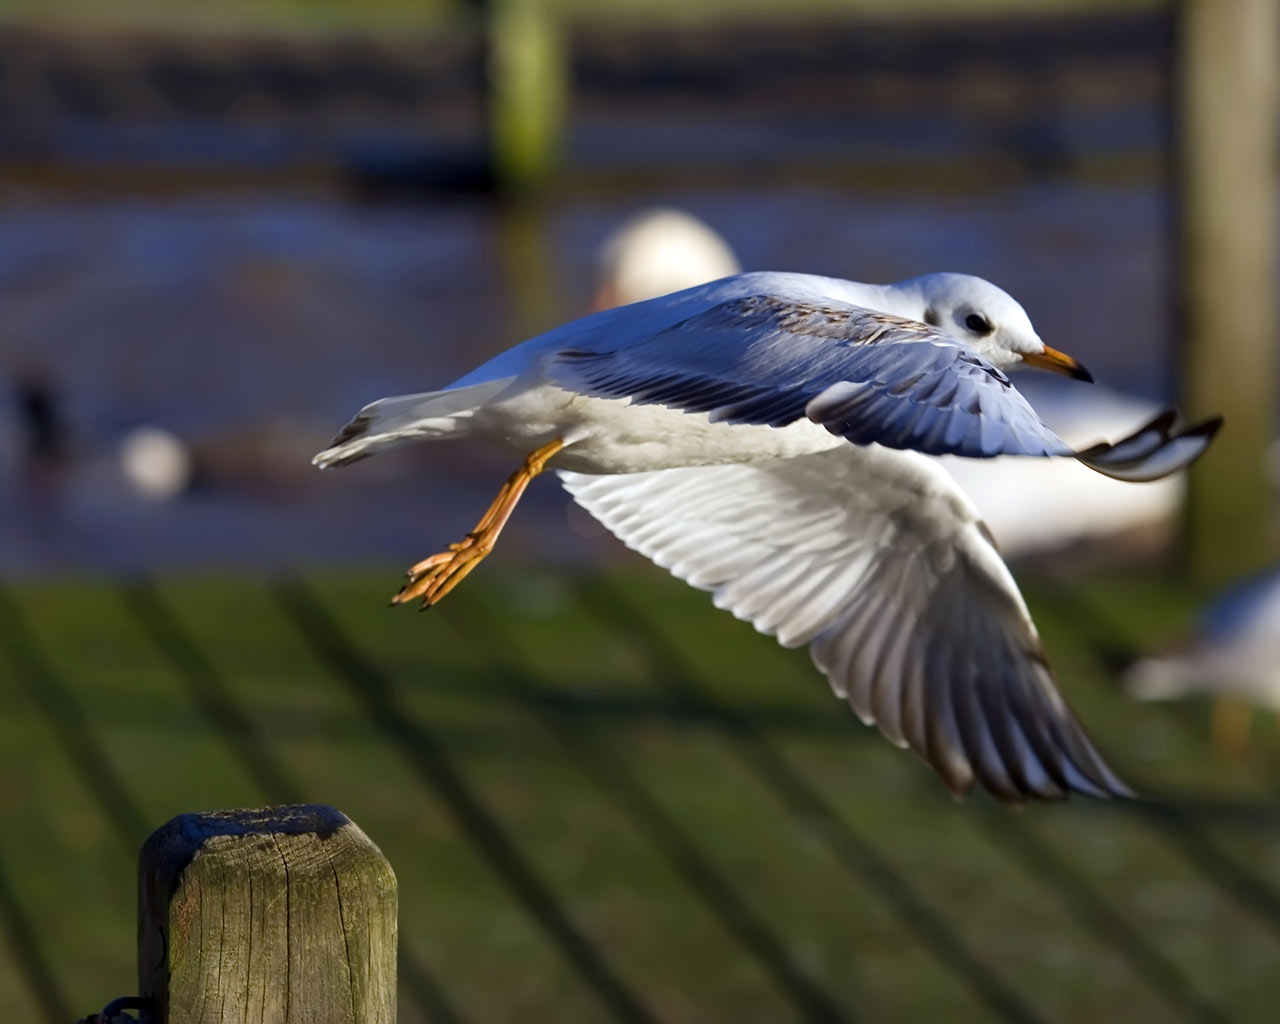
561, 445, 1133, 800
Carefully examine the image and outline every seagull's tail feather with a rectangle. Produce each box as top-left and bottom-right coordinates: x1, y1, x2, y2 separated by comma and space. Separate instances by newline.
312, 377, 515, 468
1073, 411, 1223, 483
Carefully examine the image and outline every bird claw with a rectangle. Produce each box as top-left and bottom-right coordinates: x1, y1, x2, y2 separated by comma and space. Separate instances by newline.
391, 535, 492, 609
389, 437, 565, 612
405, 549, 459, 578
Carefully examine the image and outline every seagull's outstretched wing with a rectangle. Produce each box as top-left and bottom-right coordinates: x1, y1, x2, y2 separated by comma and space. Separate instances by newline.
548, 290, 1069, 458
561, 445, 1133, 802
545, 278, 1219, 476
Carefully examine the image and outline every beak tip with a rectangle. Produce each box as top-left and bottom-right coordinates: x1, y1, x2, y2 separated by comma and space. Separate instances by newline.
1026, 344, 1095, 384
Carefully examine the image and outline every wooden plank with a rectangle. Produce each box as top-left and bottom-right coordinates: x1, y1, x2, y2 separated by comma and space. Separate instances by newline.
1176, 0, 1280, 582
139, 805, 396, 1024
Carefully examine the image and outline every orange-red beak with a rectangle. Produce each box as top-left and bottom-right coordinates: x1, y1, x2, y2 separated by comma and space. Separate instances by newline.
1022, 345, 1094, 383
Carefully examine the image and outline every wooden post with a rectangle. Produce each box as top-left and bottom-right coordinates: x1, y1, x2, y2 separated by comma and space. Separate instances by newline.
484, 0, 568, 196
1177, 0, 1280, 583
138, 805, 396, 1024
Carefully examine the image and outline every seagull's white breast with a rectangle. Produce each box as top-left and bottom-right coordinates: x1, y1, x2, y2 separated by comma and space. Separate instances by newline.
471, 381, 844, 474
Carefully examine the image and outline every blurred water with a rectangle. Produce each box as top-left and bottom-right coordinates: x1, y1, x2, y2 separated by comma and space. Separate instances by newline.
0, 178, 1179, 575
0, 9, 1196, 573
0, 177, 1177, 576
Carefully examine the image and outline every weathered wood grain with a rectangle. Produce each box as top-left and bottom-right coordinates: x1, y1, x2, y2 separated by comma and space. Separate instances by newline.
138, 805, 397, 1024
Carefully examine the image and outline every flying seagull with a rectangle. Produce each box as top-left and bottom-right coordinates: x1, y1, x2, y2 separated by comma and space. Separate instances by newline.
314, 270, 1221, 802
589, 208, 1190, 558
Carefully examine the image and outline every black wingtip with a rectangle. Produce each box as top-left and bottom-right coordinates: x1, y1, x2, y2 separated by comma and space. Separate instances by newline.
1192, 414, 1225, 442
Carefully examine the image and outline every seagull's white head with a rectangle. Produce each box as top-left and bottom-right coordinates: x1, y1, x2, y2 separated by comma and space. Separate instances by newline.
904, 272, 1093, 381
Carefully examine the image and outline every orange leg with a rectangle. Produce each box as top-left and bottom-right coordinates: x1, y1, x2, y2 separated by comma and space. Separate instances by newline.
392, 438, 565, 609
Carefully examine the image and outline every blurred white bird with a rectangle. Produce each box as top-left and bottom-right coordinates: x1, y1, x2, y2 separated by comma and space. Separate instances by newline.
589, 208, 741, 312
315, 262, 1220, 802
1125, 570, 1280, 755
119, 426, 194, 501
936, 384, 1181, 558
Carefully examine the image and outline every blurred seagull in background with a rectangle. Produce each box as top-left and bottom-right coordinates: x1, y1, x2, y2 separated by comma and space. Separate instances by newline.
935, 385, 1183, 558
589, 207, 742, 312
315, 262, 1221, 803
1125, 569, 1280, 756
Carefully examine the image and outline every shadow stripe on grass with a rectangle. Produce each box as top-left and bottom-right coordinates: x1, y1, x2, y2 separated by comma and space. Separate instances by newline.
0, 584, 146, 856
118, 579, 307, 805
445, 602, 850, 1023
1027, 577, 1280, 948
0, 583, 145, 1022
117, 577, 463, 1024
273, 577, 656, 1024
1023, 574, 1280, 800
975, 811, 1228, 1023
591, 574, 1239, 1021
376, 665, 861, 737
0, 852, 71, 1024
912, 568, 1232, 1019
580, 577, 1042, 1024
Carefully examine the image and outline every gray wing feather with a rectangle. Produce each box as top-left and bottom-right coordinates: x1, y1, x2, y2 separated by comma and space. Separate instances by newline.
548, 293, 1073, 459
561, 447, 1133, 803
547, 288, 1220, 477
1074, 411, 1223, 482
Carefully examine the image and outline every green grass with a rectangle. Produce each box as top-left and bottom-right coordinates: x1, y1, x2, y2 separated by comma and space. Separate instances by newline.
1, 564, 1279, 1022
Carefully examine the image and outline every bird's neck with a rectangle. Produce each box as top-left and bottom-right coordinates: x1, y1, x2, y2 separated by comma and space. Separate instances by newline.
846, 280, 926, 321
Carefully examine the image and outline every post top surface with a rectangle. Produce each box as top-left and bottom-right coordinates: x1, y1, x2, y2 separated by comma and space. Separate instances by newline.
142, 804, 353, 864
140, 805, 375, 909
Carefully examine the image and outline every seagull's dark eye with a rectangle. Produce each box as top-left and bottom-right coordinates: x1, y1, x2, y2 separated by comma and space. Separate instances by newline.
964, 313, 994, 336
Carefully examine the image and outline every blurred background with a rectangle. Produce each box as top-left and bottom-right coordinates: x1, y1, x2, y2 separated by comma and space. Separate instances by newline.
2, 1, 1280, 1022
0, 0, 1223, 575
